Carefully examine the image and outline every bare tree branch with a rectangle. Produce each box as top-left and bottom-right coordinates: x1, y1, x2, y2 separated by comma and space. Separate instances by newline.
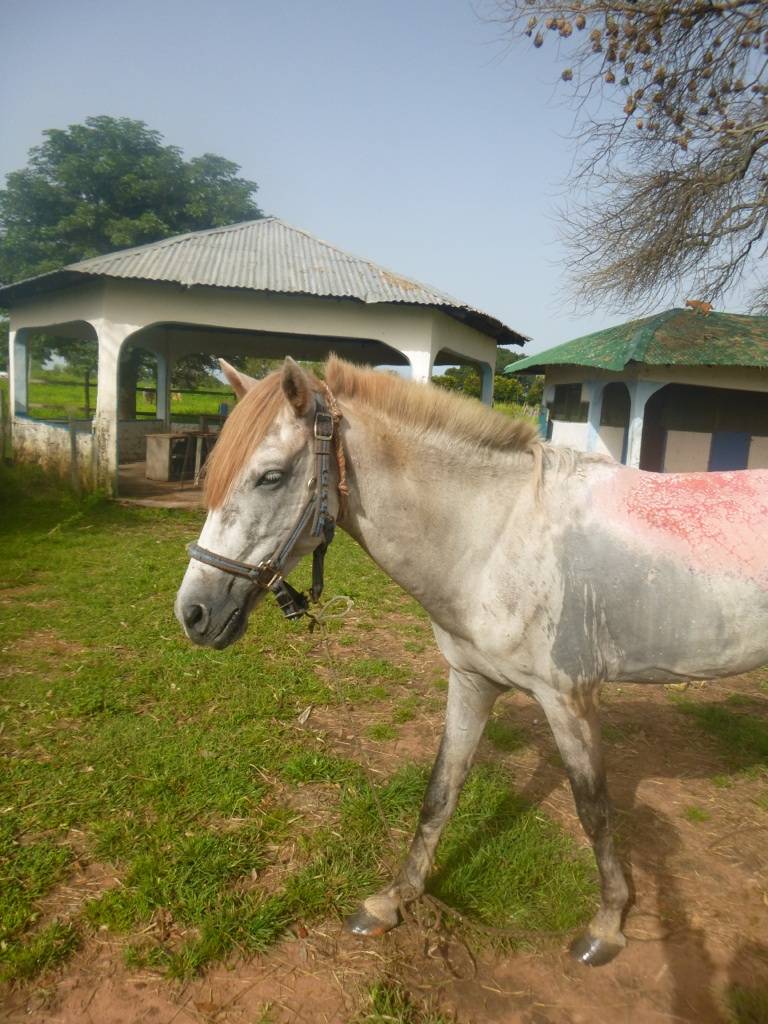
486, 0, 768, 309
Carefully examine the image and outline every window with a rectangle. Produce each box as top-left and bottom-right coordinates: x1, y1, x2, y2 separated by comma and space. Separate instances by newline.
600, 383, 630, 428
549, 383, 588, 423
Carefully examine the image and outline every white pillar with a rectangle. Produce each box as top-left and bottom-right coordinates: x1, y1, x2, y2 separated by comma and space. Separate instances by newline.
10, 328, 29, 415
156, 351, 171, 428
584, 381, 605, 453
92, 321, 137, 494
479, 362, 494, 406
406, 348, 435, 384
625, 380, 665, 469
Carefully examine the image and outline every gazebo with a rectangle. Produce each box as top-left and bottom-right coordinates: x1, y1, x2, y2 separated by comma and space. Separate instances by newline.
1, 218, 525, 495
506, 308, 768, 472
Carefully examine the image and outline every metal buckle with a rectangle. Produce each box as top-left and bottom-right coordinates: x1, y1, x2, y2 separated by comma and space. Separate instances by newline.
314, 411, 334, 441
252, 561, 281, 590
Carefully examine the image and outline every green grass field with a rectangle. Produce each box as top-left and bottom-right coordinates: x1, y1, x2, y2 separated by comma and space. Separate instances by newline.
1, 372, 535, 425
0, 465, 597, 1011
1, 371, 234, 421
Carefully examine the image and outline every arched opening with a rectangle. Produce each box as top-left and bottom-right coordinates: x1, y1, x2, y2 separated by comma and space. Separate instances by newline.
640, 383, 768, 472
9, 320, 99, 489
115, 323, 410, 502
432, 348, 495, 405
16, 321, 99, 422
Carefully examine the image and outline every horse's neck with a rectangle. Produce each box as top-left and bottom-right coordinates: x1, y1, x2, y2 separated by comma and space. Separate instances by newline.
338, 404, 535, 620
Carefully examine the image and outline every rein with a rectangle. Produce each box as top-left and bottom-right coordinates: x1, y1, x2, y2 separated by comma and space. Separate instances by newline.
186, 388, 345, 622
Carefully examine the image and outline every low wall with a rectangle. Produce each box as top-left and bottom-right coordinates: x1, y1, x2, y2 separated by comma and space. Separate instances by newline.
550, 420, 590, 450
663, 430, 768, 471
12, 416, 95, 489
663, 430, 712, 473
594, 425, 626, 462
748, 436, 768, 470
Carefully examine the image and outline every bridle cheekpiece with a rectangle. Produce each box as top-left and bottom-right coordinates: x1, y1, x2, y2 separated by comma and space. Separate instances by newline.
186, 386, 346, 622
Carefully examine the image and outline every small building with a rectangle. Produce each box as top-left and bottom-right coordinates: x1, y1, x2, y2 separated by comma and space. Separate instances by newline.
506, 308, 768, 472
1, 218, 525, 495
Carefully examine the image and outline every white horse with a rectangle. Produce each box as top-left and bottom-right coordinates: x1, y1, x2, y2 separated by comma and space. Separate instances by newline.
176, 356, 768, 966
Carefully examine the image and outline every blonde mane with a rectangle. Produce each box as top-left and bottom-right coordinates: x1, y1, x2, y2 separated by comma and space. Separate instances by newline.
204, 355, 541, 507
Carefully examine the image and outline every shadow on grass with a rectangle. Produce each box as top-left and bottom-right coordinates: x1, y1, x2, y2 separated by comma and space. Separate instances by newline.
726, 941, 768, 1024
499, 688, 768, 1024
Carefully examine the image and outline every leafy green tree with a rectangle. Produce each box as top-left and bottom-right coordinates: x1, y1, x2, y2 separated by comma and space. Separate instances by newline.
496, 347, 519, 373
0, 116, 262, 281
0, 116, 263, 414
432, 365, 482, 397
432, 358, 543, 406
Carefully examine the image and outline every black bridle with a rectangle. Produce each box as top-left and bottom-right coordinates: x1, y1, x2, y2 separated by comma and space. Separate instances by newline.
186, 394, 341, 621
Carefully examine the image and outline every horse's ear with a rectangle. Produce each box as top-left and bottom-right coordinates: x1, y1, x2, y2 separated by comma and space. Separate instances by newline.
219, 359, 258, 401
281, 357, 314, 416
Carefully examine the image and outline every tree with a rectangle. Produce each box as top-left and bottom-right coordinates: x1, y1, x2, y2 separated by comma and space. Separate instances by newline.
492, 0, 768, 309
431, 359, 543, 405
0, 116, 263, 412
56, 339, 97, 418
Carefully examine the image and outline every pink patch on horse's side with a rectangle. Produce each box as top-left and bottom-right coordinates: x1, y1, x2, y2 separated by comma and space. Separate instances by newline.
593, 468, 768, 586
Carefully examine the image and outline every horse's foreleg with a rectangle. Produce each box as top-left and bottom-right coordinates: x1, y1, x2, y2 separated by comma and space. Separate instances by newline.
345, 668, 500, 937
538, 686, 629, 967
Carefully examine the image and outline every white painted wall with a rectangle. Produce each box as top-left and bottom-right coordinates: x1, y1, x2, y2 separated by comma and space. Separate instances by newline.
12, 418, 94, 488
748, 436, 768, 469
550, 420, 590, 450
594, 425, 625, 462
663, 430, 712, 472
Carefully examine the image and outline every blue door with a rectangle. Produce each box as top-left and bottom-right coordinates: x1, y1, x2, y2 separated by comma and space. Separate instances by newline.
708, 431, 750, 471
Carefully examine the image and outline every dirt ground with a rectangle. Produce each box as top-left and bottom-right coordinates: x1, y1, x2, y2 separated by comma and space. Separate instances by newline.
5, 626, 768, 1024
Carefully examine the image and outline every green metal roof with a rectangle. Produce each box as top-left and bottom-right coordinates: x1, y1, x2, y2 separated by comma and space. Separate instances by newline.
505, 308, 768, 374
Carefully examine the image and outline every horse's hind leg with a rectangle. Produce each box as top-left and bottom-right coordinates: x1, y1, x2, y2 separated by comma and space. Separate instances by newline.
537, 686, 629, 966
345, 668, 500, 937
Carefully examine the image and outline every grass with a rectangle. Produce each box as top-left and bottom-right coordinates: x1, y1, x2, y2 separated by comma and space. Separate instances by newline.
674, 699, 768, 774
7, 370, 235, 421
0, 463, 597, 985
683, 805, 711, 824
494, 402, 538, 423
366, 723, 399, 741
358, 978, 453, 1023
726, 984, 768, 1024
427, 765, 596, 939
485, 717, 527, 753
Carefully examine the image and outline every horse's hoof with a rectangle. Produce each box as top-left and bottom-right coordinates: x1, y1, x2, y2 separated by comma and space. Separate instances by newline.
569, 931, 625, 967
344, 906, 397, 937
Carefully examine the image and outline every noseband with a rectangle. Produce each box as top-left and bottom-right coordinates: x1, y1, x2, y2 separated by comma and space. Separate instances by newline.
186, 389, 344, 622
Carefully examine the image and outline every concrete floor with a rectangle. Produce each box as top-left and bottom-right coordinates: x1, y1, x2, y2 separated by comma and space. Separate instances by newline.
117, 462, 204, 509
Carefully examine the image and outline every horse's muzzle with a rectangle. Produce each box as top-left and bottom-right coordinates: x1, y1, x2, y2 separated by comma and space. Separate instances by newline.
175, 591, 251, 649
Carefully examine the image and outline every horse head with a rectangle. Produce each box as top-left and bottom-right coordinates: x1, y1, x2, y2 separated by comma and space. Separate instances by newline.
175, 357, 341, 648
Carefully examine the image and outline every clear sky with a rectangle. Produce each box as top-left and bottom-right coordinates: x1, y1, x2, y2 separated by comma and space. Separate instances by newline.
0, 0, 746, 356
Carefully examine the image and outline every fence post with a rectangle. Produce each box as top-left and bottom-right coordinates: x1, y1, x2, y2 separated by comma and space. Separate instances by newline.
0, 386, 8, 462
68, 415, 80, 495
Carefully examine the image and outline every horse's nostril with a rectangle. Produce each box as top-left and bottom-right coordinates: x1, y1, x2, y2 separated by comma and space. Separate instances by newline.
183, 603, 208, 633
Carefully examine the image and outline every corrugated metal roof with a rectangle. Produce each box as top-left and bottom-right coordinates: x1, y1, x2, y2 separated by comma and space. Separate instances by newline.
505, 308, 768, 374
0, 217, 526, 346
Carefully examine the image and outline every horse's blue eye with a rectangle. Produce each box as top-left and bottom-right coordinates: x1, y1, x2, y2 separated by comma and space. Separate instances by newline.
258, 470, 283, 486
